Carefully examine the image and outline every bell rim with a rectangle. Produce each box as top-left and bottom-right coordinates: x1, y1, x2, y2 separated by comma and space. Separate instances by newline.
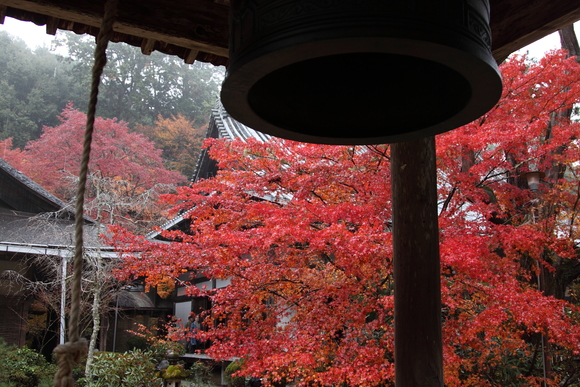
221, 37, 502, 145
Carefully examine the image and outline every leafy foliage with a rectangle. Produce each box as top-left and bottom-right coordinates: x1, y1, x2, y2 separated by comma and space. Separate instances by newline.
161, 364, 189, 380
113, 50, 580, 386
135, 114, 206, 178
78, 350, 162, 387
0, 338, 56, 387
127, 322, 185, 362
436, 50, 580, 386
1, 104, 186, 232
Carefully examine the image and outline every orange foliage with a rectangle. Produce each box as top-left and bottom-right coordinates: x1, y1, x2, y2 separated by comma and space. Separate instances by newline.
135, 114, 206, 178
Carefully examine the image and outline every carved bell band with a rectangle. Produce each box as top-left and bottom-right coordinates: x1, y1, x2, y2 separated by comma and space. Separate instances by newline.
221, 0, 502, 145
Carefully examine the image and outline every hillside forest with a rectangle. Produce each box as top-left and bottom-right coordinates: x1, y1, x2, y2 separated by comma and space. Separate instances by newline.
0, 30, 224, 232
0, 31, 223, 177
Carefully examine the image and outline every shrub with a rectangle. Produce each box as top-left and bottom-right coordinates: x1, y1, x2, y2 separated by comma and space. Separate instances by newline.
225, 360, 246, 387
127, 323, 185, 363
125, 334, 149, 351
189, 361, 214, 381
0, 338, 56, 387
150, 338, 185, 362
80, 349, 162, 387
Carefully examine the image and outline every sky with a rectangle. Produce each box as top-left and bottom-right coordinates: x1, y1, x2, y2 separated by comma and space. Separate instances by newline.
0, 17, 63, 50
0, 16, 576, 59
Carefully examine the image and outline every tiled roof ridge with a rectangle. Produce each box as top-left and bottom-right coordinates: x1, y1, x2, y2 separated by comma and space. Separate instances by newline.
0, 157, 69, 210
150, 101, 272, 240
0, 157, 93, 222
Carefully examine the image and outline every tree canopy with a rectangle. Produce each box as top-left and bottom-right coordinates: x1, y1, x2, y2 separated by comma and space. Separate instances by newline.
0, 32, 75, 147
135, 114, 206, 180
1, 104, 185, 232
59, 34, 223, 127
0, 31, 222, 177
112, 50, 580, 386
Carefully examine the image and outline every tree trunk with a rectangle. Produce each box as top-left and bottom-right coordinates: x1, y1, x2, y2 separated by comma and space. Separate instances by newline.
85, 181, 105, 376
85, 281, 102, 376
99, 312, 109, 352
559, 25, 580, 58
391, 136, 443, 386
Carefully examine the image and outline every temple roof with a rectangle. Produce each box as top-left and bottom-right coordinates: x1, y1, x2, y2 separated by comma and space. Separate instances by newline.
0, 157, 71, 215
147, 102, 270, 241
0, 157, 101, 249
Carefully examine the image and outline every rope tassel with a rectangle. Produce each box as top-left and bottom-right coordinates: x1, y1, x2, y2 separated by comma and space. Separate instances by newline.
53, 0, 117, 385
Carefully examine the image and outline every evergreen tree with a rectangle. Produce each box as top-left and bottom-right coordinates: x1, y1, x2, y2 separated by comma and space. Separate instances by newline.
0, 32, 74, 147
59, 34, 224, 127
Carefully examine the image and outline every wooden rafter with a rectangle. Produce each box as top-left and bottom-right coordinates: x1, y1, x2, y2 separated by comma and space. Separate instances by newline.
0, 0, 578, 65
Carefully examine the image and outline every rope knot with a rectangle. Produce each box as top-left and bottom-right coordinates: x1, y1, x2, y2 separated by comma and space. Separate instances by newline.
53, 339, 88, 387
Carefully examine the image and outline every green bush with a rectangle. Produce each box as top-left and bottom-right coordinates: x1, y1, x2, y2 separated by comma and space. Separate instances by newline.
150, 339, 185, 362
80, 350, 163, 387
0, 338, 56, 387
125, 334, 149, 351
189, 360, 213, 382
127, 323, 186, 363
225, 360, 246, 387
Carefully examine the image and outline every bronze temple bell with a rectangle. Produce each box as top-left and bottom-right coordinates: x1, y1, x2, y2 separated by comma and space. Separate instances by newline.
221, 0, 502, 145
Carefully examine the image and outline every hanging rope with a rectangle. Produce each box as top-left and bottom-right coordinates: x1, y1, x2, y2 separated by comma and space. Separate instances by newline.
53, 1, 118, 386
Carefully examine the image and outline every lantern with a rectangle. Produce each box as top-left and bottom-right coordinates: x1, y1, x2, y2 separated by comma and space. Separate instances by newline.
522, 171, 545, 192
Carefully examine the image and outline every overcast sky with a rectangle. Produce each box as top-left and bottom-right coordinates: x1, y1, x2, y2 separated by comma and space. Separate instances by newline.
0, 17, 61, 49
0, 16, 576, 60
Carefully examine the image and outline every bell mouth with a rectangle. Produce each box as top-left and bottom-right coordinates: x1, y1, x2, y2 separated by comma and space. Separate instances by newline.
247, 52, 472, 143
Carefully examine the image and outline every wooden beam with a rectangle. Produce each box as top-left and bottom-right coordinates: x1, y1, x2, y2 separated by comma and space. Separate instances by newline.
61, 18, 74, 30
140, 38, 156, 55
0, 0, 230, 58
45, 15, 58, 35
0, 5, 6, 23
391, 136, 443, 387
491, 0, 580, 62
185, 48, 200, 64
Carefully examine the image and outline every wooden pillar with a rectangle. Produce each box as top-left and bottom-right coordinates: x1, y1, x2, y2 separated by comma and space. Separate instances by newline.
391, 136, 443, 386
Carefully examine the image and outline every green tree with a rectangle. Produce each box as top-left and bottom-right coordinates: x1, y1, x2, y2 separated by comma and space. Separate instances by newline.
59, 34, 224, 127
0, 32, 75, 147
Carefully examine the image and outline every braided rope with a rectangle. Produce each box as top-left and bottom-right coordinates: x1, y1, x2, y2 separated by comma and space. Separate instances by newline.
53, 1, 118, 385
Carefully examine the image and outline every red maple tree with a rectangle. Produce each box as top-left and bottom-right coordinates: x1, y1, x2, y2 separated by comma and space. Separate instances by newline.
112, 50, 580, 386
1, 103, 186, 231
